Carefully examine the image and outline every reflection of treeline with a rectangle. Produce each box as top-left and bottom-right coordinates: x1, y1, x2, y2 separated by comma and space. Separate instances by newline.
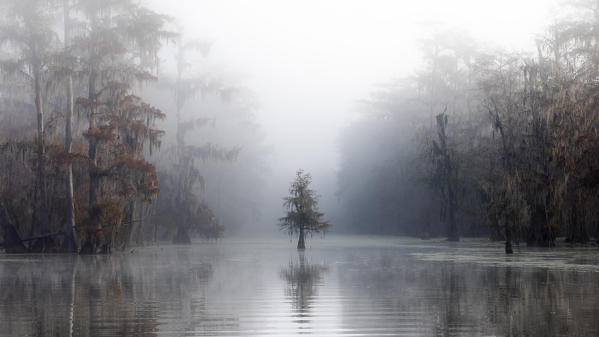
0, 252, 214, 336
0, 0, 263, 253
337, 254, 599, 336
337, 1, 599, 250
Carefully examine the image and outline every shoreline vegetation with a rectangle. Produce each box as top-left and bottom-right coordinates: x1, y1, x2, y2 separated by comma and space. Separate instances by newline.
335, 2, 599, 253
0, 0, 253, 254
3, 0, 599, 255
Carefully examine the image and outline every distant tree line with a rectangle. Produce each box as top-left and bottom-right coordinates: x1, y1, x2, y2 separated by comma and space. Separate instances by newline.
337, 1, 599, 252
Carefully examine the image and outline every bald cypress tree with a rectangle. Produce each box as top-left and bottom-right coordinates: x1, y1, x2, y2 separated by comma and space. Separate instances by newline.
72, 0, 172, 252
279, 170, 330, 249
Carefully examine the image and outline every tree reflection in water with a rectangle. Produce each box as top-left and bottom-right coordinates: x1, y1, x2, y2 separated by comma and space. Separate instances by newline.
280, 251, 328, 312
336, 250, 599, 337
0, 250, 214, 337
4, 240, 599, 336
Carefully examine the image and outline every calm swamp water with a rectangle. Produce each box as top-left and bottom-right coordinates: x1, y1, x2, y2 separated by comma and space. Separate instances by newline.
2, 236, 599, 337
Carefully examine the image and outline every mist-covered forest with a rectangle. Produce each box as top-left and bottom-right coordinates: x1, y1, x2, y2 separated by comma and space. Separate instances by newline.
7, 1, 599, 336
2, 0, 599, 255
337, 2, 599, 253
0, 0, 272, 253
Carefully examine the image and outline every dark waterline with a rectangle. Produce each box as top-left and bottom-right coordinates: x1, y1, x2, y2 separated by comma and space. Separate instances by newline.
1, 236, 599, 336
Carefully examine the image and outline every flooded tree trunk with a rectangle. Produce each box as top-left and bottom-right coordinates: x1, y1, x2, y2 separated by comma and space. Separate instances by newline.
0, 203, 27, 253
123, 199, 137, 248
88, 71, 98, 209
567, 201, 589, 244
63, 90, 77, 252
62, 3, 77, 252
81, 69, 102, 254
435, 113, 459, 242
297, 227, 305, 249
153, 222, 158, 244
173, 224, 191, 244
135, 203, 145, 246
34, 67, 50, 252
505, 221, 513, 254
447, 185, 459, 242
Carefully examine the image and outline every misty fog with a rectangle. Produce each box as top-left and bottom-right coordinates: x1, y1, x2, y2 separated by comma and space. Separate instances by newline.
5, 0, 599, 336
144, 0, 559, 234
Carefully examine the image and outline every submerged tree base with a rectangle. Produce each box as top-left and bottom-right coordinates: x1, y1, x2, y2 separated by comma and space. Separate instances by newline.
505, 241, 513, 254
173, 225, 191, 244
297, 231, 305, 250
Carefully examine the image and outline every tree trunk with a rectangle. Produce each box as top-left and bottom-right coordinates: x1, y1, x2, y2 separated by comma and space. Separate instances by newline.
63, 157, 77, 252
62, 2, 77, 252
505, 221, 513, 254
297, 227, 305, 249
34, 68, 49, 245
88, 71, 98, 208
153, 221, 158, 244
0, 203, 27, 253
123, 199, 137, 248
568, 201, 589, 244
135, 201, 145, 246
83, 69, 101, 253
436, 113, 459, 242
447, 185, 459, 242
173, 224, 191, 244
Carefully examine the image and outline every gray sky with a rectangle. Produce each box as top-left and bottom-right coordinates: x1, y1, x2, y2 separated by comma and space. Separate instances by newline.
148, 0, 559, 228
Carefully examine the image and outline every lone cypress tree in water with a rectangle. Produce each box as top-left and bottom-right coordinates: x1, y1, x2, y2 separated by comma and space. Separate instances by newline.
280, 170, 330, 249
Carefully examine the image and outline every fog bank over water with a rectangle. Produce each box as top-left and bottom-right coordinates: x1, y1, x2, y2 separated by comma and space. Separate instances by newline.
5, 0, 599, 335
148, 0, 558, 232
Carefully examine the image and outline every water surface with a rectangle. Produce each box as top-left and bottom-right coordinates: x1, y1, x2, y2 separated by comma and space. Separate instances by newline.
1, 236, 599, 336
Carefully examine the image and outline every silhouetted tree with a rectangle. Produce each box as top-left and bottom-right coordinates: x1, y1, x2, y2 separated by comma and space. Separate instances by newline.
279, 170, 329, 249
430, 112, 459, 241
